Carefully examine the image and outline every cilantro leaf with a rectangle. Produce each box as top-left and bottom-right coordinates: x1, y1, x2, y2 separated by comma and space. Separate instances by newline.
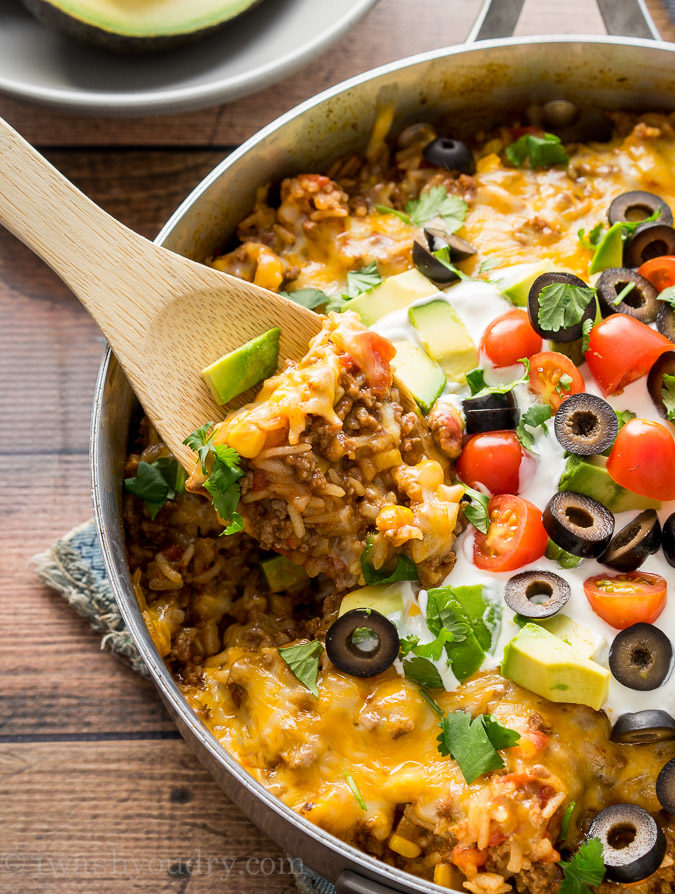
418, 687, 444, 716
279, 287, 330, 310
546, 539, 582, 569
203, 443, 244, 534
505, 132, 569, 170
426, 589, 468, 641
621, 206, 661, 235
479, 256, 501, 274
662, 373, 675, 422
658, 285, 675, 309
404, 186, 468, 233
467, 359, 531, 400
578, 222, 604, 251
375, 204, 413, 225
431, 247, 477, 282
437, 710, 520, 784
344, 262, 382, 299
183, 421, 216, 474
613, 280, 636, 307
582, 318, 594, 353
124, 461, 172, 519
516, 403, 552, 452
361, 534, 418, 584
278, 640, 323, 697
351, 626, 377, 647
559, 800, 576, 842
616, 409, 636, 431
556, 372, 573, 396
343, 771, 367, 811
465, 367, 487, 396
537, 282, 596, 334
403, 628, 456, 661
459, 483, 490, 534
559, 838, 606, 894
402, 656, 444, 689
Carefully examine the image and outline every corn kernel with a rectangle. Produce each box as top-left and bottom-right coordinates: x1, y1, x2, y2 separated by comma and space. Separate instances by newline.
433, 864, 454, 888
373, 448, 402, 472
376, 504, 414, 532
227, 422, 266, 458
415, 459, 444, 490
389, 834, 421, 859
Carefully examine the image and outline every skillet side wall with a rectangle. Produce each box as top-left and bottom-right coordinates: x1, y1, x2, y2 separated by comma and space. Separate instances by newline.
91, 37, 675, 894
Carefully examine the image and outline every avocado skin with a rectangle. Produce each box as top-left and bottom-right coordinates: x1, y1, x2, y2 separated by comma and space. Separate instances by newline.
21, 0, 261, 54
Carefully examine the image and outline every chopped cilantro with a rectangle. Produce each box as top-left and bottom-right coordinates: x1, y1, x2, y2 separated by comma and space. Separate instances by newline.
375, 204, 413, 225
404, 186, 468, 233
546, 539, 582, 569
613, 280, 636, 307
616, 409, 637, 431
459, 483, 490, 534
401, 629, 456, 661
361, 534, 418, 585
516, 403, 552, 452
437, 710, 520, 784
343, 771, 367, 811
621, 206, 661, 235
559, 800, 576, 842
662, 373, 675, 422
505, 132, 569, 170
559, 837, 606, 894
351, 626, 377, 646
203, 443, 245, 534
466, 359, 531, 400
124, 457, 186, 519
465, 367, 487, 396
402, 656, 444, 689
418, 687, 443, 716
279, 287, 330, 310
278, 640, 323, 697
556, 372, 574, 397
658, 285, 675, 309
581, 318, 594, 353
577, 222, 604, 251
183, 421, 216, 474
343, 261, 382, 299
537, 282, 596, 334
479, 256, 501, 274
426, 588, 469, 642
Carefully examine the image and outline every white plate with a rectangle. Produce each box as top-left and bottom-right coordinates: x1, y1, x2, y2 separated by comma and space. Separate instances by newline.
0, 0, 378, 116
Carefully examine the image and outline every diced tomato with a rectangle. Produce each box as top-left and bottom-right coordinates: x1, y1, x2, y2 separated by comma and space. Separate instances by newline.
638, 256, 675, 292
607, 417, 675, 501
457, 432, 526, 495
451, 844, 487, 872
480, 309, 543, 368
341, 330, 396, 392
473, 495, 549, 572
585, 314, 672, 395
584, 571, 667, 629
527, 351, 585, 412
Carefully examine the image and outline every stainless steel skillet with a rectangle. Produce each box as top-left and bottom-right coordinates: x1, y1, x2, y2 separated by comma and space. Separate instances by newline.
91, 2, 675, 892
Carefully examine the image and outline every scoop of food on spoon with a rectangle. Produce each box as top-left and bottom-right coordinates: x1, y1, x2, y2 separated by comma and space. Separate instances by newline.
0, 117, 322, 470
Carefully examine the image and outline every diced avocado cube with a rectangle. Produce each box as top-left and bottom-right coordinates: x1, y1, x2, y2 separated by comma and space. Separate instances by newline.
261, 554, 308, 593
536, 615, 605, 661
202, 327, 280, 405
502, 623, 609, 711
498, 261, 568, 307
348, 269, 438, 326
589, 222, 623, 275
338, 584, 404, 618
408, 299, 478, 383
391, 340, 446, 413
559, 454, 661, 512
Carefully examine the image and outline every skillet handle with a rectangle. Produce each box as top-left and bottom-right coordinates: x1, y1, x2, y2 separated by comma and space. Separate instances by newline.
468, 0, 663, 41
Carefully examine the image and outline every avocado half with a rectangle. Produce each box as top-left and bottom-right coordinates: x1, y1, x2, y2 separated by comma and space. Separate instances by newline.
21, 0, 263, 54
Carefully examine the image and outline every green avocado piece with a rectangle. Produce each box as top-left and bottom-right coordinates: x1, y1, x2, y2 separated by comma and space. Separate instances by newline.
348, 269, 438, 326
497, 261, 566, 307
514, 614, 604, 661
559, 454, 662, 512
589, 222, 624, 275
21, 0, 261, 52
261, 555, 309, 593
502, 623, 609, 711
391, 340, 446, 413
408, 299, 478, 383
202, 327, 280, 406
338, 584, 404, 618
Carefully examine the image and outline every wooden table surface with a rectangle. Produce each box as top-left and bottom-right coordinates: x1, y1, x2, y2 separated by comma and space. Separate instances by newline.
1, 1, 673, 891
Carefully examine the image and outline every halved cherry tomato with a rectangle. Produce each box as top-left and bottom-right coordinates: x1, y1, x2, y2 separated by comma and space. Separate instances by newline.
480, 309, 543, 368
585, 314, 672, 395
584, 571, 667, 629
527, 351, 585, 412
638, 256, 675, 292
457, 432, 526, 495
473, 495, 548, 572
607, 417, 675, 501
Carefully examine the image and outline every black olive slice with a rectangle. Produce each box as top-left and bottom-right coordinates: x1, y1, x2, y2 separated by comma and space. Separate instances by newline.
646, 350, 675, 420
608, 191, 673, 229
325, 609, 399, 678
424, 227, 477, 261
596, 268, 659, 322
611, 709, 675, 744
412, 240, 460, 287
588, 804, 667, 884
528, 272, 596, 342
503, 570, 570, 619
663, 513, 675, 568
553, 392, 618, 456
609, 623, 673, 691
600, 510, 661, 572
422, 137, 475, 174
543, 491, 614, 558
656, 302, 675, 342
624, 223, 675, 268
656, 759, 675, 815
462, 392, 518, 435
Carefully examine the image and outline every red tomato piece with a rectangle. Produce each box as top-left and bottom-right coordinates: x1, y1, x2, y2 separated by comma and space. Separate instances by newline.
527, 351, 585, 412
638, 256, 675, 292
585, 314, 672, 395
584, 571, 667, 629
457, 432, 526, 495
480, 309, 543, 368
341, 330, 395, 392
473, 495, 549, 572
606, 417, 675, 501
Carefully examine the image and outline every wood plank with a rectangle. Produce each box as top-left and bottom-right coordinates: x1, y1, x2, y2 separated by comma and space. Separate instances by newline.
0, 740, 299, 893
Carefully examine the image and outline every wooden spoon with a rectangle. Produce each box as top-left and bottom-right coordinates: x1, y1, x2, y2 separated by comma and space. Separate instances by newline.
0, 118, 322, 469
